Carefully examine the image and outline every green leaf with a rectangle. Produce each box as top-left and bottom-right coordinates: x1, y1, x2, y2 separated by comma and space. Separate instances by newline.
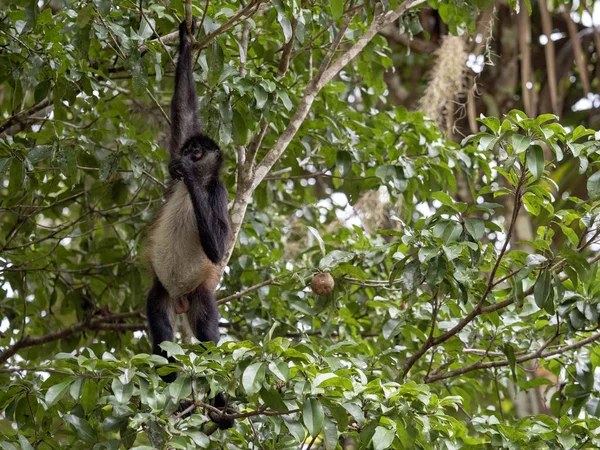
277, 89, 293, 110
323, 417, 338, 450
128, 55, 148, 96
207, 39, 225, 88
27, 145, 53, 164
100, 152, 120, 180
0, 443, 17, 450
502, 344, 517, 382
425, 254, 447, 286
45, 380, 72, 407
526, 145, 544, 180
260, 388, 288, 412
342, 402, 365, 426
314, 373, 353, 391
587, 171, 600, 199
308, 226, 326, 255
25, 0, 40, 27
8, 159, 24, 195
431, 191, 466, 212
112, 378, 134, 403
478, 116, 500, 133
159, 341, 184, 356
418, 247, 439, 263
63, 414, 97, 441
372, 426, 395, 450
512, 278, 524, 308
320, 250, 354, 271
34, 80, 51, 103
169, 376, 192, 402
57, 146, 77, 183
464, 218, 485, 241
76, 4, 94, 28
330, 0, 344, 19
0, 158, 11, 176
93, 0, 111, 15
512, 134, 531, 154
80, 379, 98, 414
533, 270, 552, 311
232, 110, 248, 145
242, 362, 265, 396
336, 150, 352, 177
254, 86, 268, 109
16, 436, 34, 450
303, 398, 324, 438
433, 220, 462, 243
268, 361, 289, 382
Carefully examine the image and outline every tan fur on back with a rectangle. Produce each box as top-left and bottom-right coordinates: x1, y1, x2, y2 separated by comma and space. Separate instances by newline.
146, 181, 217, 298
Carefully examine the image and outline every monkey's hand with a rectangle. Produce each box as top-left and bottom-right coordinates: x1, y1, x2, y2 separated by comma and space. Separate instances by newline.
168, 158, 188, 180
179, 16, 198, 44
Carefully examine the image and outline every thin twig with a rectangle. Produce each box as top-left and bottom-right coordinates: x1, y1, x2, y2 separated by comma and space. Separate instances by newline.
218, 278, 281, 305
425, 329, 597, 383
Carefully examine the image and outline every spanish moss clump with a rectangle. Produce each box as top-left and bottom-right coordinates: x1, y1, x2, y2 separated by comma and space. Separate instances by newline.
418, 35, 468, 130
354, 190, 389, 233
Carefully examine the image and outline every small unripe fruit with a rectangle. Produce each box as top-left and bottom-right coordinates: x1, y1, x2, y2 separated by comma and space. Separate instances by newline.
311, 272, 334, 295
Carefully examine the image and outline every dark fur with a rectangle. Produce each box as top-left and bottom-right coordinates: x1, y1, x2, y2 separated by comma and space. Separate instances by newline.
145, 18, 233, 430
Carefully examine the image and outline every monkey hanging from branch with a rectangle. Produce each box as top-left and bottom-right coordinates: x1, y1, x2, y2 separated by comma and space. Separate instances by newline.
144, 17, 234, 430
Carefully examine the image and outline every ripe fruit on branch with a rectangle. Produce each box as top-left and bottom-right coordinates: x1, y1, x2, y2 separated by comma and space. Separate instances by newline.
311, 272, 334, 295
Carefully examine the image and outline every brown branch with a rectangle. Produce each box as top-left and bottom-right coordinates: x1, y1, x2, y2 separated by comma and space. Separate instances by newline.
379, 27, 438, 53
239, 21, 251, 78
278, 17, 298, 77
539, 0, 558, 115
0, 366, 110, 378
195, 0, 261, 51
139, 5, 175, 66
196, 401, 300, 420
0, 99, 51, 135
218, 279, 280, 305
563, 5, 591, 96
0, 310, 145, 365
517, 0, 536, 116
425, 330, 599, 383
185, 0, 193, 36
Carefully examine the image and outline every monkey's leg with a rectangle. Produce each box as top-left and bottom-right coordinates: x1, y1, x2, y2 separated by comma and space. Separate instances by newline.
146, 278, 177, 383
187, 284, 234, 430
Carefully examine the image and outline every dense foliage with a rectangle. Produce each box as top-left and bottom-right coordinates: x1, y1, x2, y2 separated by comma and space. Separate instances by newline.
2, 0, 600, 448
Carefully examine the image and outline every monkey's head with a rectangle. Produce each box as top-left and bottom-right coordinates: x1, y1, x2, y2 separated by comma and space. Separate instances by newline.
182, 135, 223, 175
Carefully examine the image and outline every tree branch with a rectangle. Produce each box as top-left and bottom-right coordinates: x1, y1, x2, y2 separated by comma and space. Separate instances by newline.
218, 0, 427, 272
0, 99, 51, 135
251, 0, 427, 192
563, 4, 591, 96
539, 0, 558, 115
0, 310, 145, 365
402, 168, 526, 378
218, 279, 280, 305
425, 329, 599, 383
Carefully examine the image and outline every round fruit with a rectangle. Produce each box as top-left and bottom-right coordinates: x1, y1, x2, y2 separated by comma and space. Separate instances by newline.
311, 272, 334, 295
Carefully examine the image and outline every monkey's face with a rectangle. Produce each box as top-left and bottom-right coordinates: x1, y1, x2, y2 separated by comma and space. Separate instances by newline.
183, 146, 222, 177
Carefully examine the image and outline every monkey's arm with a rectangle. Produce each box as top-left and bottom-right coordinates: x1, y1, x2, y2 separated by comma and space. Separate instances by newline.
184, 177, 229, 264
170, 19, 201, 161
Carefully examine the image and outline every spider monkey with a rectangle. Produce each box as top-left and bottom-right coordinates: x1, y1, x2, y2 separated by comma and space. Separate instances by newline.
145, 18, 233, 430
